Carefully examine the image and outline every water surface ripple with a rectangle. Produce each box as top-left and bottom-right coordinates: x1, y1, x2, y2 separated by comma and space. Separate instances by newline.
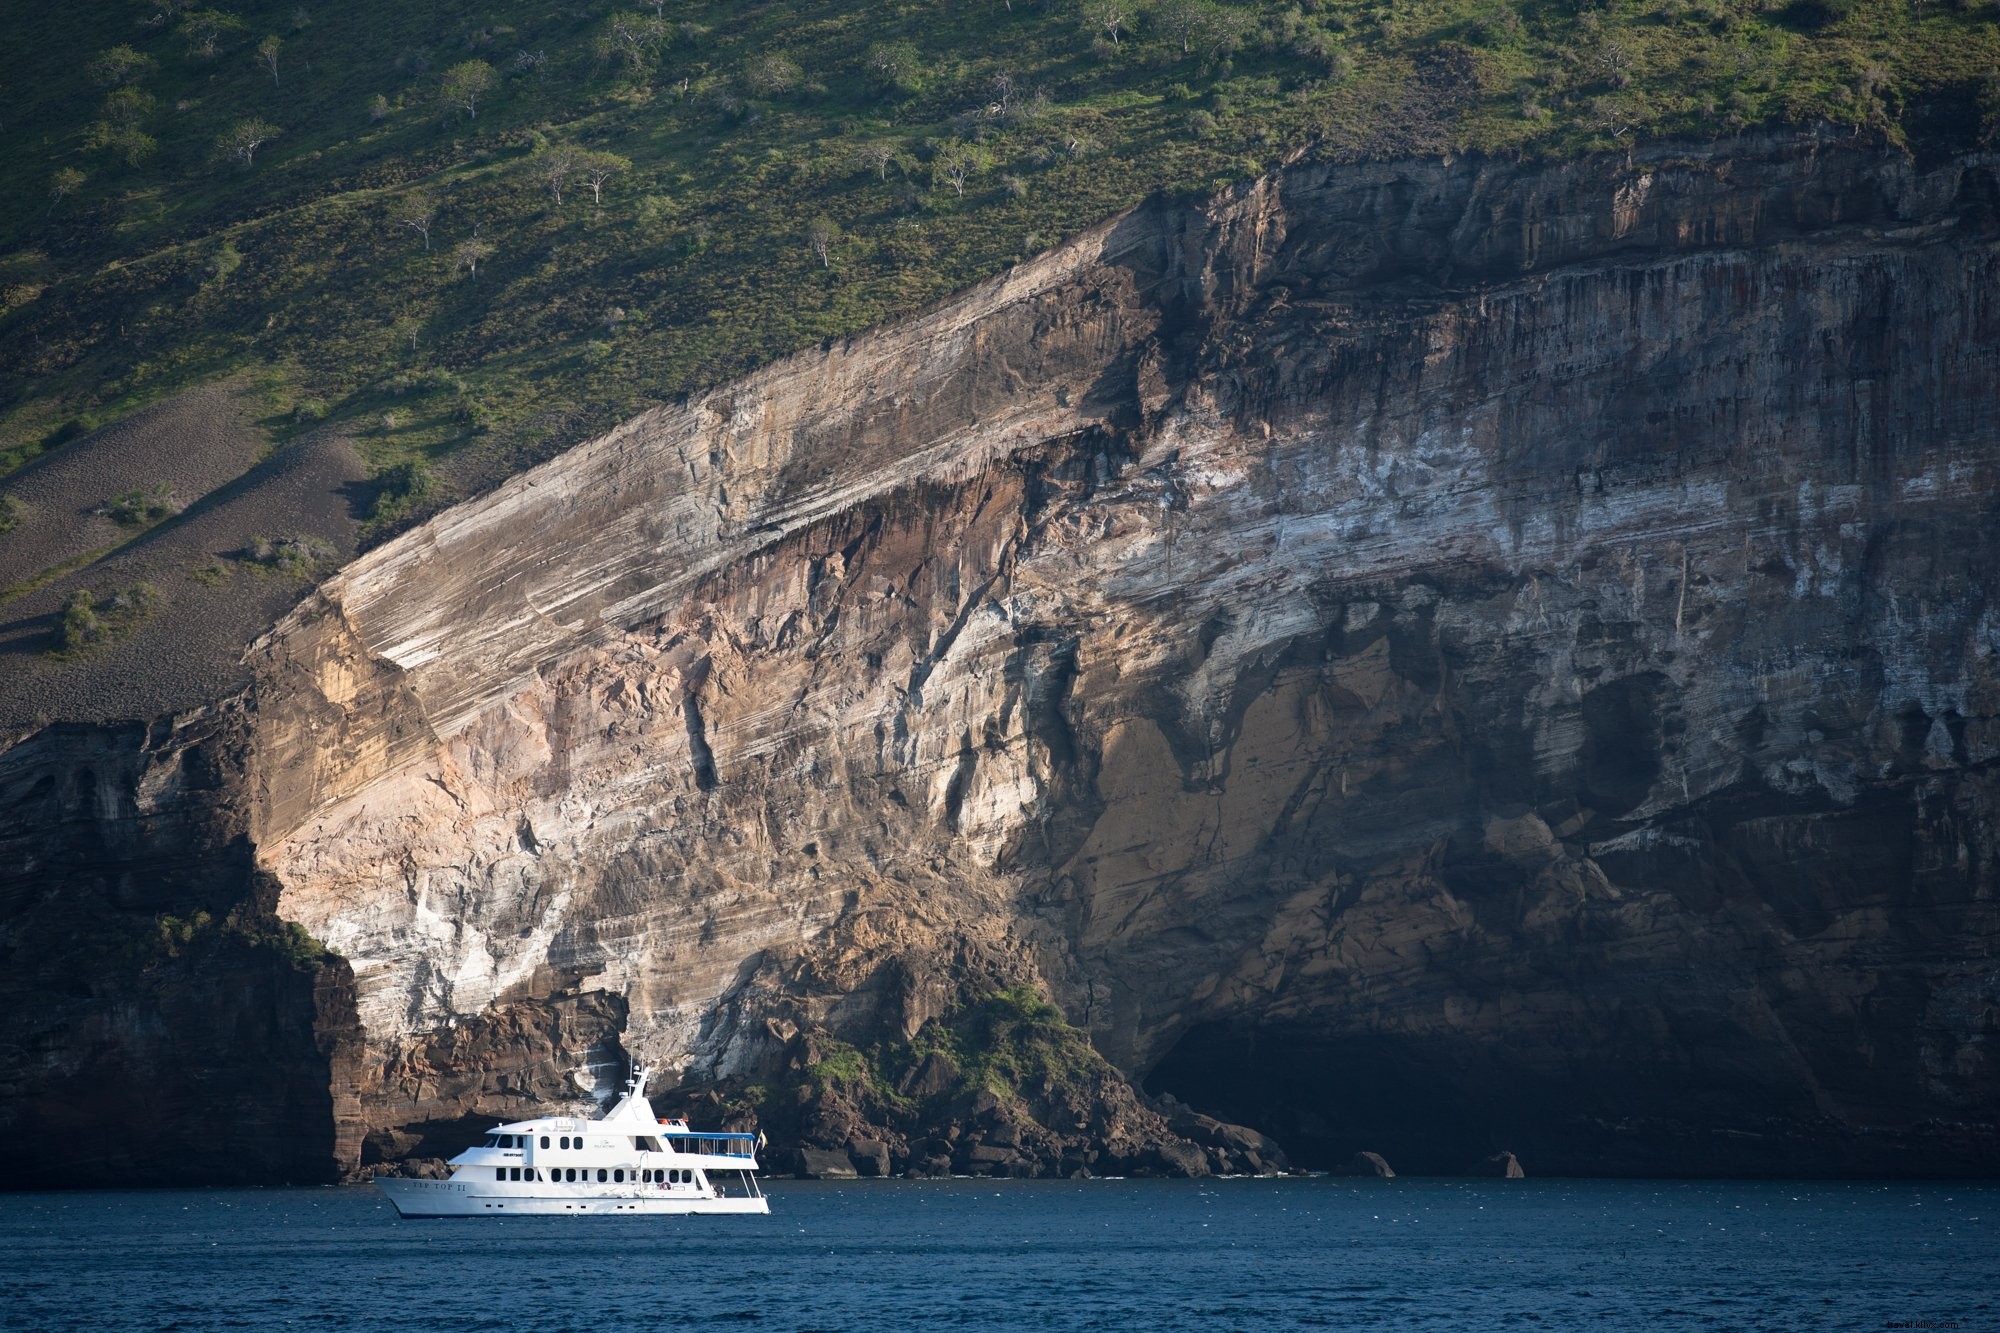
2, 1178, 1992, 1330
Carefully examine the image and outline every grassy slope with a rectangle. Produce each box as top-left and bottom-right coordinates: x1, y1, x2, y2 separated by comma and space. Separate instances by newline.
1, 0, 1995, 530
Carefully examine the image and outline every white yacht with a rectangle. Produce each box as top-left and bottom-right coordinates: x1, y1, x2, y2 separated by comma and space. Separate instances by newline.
376, 1067, 770, 1217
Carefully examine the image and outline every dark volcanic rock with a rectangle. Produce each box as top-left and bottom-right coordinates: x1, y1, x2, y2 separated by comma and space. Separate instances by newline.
1334, 1152, 1398, 1179
792, 1148, 859, 1180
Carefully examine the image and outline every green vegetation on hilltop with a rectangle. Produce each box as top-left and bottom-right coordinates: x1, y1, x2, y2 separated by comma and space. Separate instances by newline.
2, 0, 1995, 525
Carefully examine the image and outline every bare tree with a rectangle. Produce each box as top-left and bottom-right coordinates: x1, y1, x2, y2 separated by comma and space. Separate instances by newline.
578, 151, 629, 204
988, 71, 1017, 119
1082, 0, 1129, 45
539, 145, 581, 205
47, 167, 86, 216
440, 60, 495, 121
393, 191, 438, 249
215, 117, 280, 166
858, 140, 899, 180
933, 138, 987, 196
806, 217, 838, 268
257, 34, 281, 87
454, 236, 494, 278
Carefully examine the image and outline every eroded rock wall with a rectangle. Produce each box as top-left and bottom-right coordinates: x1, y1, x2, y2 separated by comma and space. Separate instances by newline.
7, 131, 1999, 1178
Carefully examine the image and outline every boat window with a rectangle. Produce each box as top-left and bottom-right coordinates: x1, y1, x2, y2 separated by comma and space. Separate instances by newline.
613, 1169, 624, 1182
597, 1169, 608, 1182
558, 1136, 568, 1150
540, 1136, 549, 1149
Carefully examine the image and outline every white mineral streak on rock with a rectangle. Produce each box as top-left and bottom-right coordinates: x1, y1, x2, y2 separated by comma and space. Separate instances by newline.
236, 136, 2000, 1167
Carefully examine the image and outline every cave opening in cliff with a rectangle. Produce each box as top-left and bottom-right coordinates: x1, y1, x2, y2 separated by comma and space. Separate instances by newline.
1143, 1022, 1565, 1176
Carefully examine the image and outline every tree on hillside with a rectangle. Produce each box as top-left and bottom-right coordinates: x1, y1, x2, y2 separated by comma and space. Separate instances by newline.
988, 71, 1019, 119
933, 138, 987, 196
440, 60, 495, 121
597, 12, 668, 75
393, 191, 438, 249
864, 41, 923, 96
1154, 0, 1223, 56
806, 217, 838, 269
744, 52, 802, 95
858, 140, 900, 180
179, 9, 243, 59
257, 35, 282, 88
215, 117, 280, 166
87, 89, 159, 166
1082, 0, 1130, 45
578, 151, 629, 204
539, 144, 582, 205
47, 168, 86, 216
454, 237, 494, 278
86, 46, 156, 88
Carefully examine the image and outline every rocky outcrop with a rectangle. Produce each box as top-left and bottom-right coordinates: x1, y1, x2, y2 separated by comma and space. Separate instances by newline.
4, 129, 1999, 1181
1471, 1152, 1526, 1179
1333, 1152, 1397, 1179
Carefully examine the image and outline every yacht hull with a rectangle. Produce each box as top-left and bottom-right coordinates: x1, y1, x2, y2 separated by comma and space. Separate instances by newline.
376, 1178, 771, 1218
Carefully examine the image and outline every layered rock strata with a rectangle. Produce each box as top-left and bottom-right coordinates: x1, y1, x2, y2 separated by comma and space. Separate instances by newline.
4, 129, 1998, 1181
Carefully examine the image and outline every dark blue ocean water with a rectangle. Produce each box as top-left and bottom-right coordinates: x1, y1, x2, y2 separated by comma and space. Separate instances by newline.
0, 1178, 1993, 1331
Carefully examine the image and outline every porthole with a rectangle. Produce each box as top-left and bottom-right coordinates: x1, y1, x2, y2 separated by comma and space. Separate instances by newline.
613, 1169, 623, 1183
540, 1136, 550, 1149
597, 1169, 608, 1182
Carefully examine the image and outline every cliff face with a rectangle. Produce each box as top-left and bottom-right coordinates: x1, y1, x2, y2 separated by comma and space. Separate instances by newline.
6, 131, 1998, 1180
